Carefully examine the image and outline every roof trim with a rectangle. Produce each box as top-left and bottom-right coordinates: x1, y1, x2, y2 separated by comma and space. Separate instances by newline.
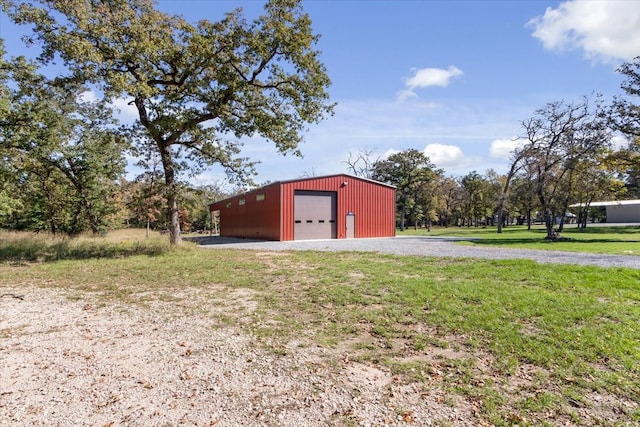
571, 200, 640, 207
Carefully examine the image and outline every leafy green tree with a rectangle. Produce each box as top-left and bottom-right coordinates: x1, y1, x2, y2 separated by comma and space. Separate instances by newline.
127, 173, 166, 236
484, 169, 505, 226
182, 183, 228, 233
507, 97, 612, 240
371, 149, 441, 231
16, 163, 75, 233
5, 0, 335, 244
570, 154, 624, 229
433, 176, 462, 227
610, 57, 640, 197
0, 41, 22, 222
411, 172, 442, 229
612, 57, 640, 138
606, 147, 640, 199
0, 48, 126, 234
45, 101, 127, 234
508, 167, 539, 229
460, 171, 493, 227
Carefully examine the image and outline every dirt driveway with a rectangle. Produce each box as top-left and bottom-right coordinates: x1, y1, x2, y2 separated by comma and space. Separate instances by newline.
1, 285, 479, 426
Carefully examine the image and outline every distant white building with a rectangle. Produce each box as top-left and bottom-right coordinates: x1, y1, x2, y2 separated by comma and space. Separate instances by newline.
574, 200, 640, 223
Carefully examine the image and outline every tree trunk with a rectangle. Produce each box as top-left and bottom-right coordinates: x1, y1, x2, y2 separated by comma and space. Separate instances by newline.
166, 190, 181, 245
579, 207, 589, 229
497, 156, 521, 233
544, 211, 558, 240
159, 142, 182, 245
80, 191, 100, 235
557, 194, 572, 233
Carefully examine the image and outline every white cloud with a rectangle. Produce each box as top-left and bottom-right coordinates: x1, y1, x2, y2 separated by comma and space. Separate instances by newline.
110, 97, 139, 122
528, 0, 640, 63
611, 134, 630, 149
77, 90, 98, 103
397, 66, 464, 101
407, 66, 464, 88
423, 143, 471, 170
395, 89, 417, 103
490, 138, 522, 159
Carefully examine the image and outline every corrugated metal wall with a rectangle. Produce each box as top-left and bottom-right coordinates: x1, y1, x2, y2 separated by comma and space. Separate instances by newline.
280, 175, 395, 241
210, 183, 282, 240
606, 204, 640, 223
210, 174, 395, 241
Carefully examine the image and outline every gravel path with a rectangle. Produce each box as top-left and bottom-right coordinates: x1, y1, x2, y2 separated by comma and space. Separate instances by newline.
1, 274, 477, 427
196, 235, 640, 269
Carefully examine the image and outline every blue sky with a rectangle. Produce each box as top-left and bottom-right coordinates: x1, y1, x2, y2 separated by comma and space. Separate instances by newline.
2, 0, 640, 187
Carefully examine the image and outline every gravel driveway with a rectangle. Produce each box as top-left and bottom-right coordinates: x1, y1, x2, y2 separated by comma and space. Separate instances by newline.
196, 235, 640, 269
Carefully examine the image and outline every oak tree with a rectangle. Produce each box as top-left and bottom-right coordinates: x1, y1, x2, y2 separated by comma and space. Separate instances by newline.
371, 149, 442, 231
612, 57, 640, 138
0, 49, 127, 234
460, 171, 495, 227
506, 97, 612, 240
610, 57, 640, 197
5, 0, 334, 244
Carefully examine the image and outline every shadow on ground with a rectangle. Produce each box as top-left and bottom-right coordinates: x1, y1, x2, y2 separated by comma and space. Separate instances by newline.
185, 235, 267, 246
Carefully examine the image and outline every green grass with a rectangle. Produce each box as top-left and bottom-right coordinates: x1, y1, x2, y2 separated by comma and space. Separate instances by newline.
1, 230, 639, 425
399, 224, 640, 255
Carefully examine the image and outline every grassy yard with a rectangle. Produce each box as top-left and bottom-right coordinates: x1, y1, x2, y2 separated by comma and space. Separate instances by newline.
1, 230, 639, 425
399, 224, 640, 256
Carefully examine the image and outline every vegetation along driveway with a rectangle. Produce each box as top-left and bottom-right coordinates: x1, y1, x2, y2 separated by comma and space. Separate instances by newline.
197, 235, 640, 269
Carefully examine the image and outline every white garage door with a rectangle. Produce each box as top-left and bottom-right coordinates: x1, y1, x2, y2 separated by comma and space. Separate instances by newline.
294, 191, 337, 240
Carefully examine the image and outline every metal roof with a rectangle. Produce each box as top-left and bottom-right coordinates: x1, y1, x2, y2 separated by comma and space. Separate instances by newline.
570, 200, 640, 207
275, 173, 396, 189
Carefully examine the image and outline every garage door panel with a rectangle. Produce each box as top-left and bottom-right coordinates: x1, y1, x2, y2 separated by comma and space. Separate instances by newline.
294, 191, 336, 240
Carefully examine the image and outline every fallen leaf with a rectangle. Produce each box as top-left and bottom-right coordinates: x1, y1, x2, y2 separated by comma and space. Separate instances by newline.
402, 410, 414, 423
137, 379, 154, 389
98, 394, 120, 408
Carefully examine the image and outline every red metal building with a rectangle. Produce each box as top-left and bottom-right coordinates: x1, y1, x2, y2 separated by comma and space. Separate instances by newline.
209, 174, 396, 241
